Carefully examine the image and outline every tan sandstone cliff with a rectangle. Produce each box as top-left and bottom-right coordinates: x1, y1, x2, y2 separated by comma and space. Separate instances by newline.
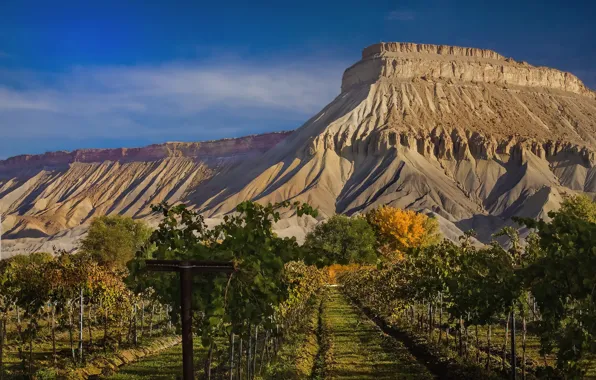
0, 132, 289, 240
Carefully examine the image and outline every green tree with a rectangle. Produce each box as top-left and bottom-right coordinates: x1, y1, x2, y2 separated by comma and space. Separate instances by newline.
81, 215, 152, 269
303, 215, 377, 267
515, 195, 596, 377
15, 253, 53, 375
132, 200, 319, 377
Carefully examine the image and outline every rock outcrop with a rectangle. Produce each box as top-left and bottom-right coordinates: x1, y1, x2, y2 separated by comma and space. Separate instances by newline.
0, 133, 290, 241
1, 42, 595, 253
345, 42, 595, 99
0, 132, 290, 172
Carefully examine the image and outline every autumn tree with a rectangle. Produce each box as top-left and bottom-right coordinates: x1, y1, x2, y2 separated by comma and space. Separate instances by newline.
303, 215, 377, 267
557, 194, 596, 223
81, 215, 152, 269
366, 206, 441, 261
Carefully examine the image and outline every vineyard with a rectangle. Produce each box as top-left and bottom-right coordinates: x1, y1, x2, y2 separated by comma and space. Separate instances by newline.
0, 195, 595, 379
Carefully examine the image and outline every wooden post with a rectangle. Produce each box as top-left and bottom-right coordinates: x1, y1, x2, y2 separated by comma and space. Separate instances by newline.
511, 310, 516, 380
238, 338, 243, 380
0, 316, 3, 380
254, 326, 259, 375
180, 265, 193, 379
146, 260, 235, 380
230, 333, 234, 380
79, 287, 84, 363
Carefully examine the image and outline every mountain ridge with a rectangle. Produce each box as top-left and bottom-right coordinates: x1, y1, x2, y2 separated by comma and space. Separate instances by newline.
0, 131, 292, 172
192, 42, 596, 234
2, 42, 595, 255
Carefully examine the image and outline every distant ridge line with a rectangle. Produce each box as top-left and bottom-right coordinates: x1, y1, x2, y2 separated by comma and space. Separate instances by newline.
0, 131, 293, 170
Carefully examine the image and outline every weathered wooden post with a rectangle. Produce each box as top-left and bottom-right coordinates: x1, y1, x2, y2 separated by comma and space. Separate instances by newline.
146, 260, 235, 380
511, 308, 516, 380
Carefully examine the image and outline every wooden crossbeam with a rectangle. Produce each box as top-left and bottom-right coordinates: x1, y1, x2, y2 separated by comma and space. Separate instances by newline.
146, 260, 236, 273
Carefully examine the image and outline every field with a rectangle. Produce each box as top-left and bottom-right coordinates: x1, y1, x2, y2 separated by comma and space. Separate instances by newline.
109, 286, 571, 379
0, 307, 176, 378
1, 197, 595, 379
105, 288, 435, 379
1, 286, 594, 379
105, 341, 205, 379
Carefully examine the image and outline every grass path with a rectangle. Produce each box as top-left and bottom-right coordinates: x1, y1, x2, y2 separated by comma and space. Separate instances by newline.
108, 288, 436, 379
322, 287, 434, 379
105, 342, 204, 379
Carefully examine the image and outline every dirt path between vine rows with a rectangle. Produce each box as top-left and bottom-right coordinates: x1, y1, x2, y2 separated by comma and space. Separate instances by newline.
320, 287, 434, 379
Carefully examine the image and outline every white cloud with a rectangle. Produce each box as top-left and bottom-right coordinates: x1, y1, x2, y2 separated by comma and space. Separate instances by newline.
386, 10, 416, 21
0, 88, 56, 111
0, 56, 347, 155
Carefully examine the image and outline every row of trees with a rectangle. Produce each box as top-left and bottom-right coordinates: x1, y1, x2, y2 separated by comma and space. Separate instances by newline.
0, 215, 172, 378
2, 195, 592, 378
1, 201, 330, 379
338, 196, 596, 378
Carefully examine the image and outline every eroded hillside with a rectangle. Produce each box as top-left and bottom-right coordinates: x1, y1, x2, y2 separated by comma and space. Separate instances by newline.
0, 132, 290, 239
2, 42, 596, 253
193, 43, 596, 240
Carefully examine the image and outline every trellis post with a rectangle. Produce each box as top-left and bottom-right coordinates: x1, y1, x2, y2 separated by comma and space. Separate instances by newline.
146, 260, 235, 380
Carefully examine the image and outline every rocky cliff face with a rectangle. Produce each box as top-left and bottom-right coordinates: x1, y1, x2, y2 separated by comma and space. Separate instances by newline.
2, 42, 595, 253
345, 42, 595, 99
0, 132, 290, 173
0, 132, 290, 239
194, 43, 596, 241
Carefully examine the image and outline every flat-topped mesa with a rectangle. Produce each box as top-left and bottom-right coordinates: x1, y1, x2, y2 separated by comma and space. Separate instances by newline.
343, 42, 595, 98
362, 42, 506, 60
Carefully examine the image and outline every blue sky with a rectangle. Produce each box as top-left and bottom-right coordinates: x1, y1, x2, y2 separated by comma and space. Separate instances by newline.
0, 0, 594, 158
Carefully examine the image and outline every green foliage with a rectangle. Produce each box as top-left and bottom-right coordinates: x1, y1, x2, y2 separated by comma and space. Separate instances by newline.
446, 242, 518, 325
515, 195, 596, 377
1, 201, 325, 377
303, 215, 377, 267
264, 282, 324, 379
339, 229, 538, 378
406, 240, 462, 306
209, 200, 318, 341
13, 252, 54, 316
81, 215, 152, 269
2, 195, 594, 378
557, 194, 596, 223
34, 367, 58, 379
132, 200, 323, 350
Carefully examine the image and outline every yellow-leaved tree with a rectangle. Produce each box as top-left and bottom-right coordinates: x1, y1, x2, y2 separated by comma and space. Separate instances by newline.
365, 205, 441, 261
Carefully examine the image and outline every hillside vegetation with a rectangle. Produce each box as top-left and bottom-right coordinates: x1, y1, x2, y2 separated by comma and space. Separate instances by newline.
1, 195, 595, 379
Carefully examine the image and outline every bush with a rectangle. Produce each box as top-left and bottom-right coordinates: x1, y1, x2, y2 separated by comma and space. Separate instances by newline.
303, 215, 377, 267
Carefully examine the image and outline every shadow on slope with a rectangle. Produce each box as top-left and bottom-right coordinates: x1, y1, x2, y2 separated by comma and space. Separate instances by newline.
185, 85, 373, 215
